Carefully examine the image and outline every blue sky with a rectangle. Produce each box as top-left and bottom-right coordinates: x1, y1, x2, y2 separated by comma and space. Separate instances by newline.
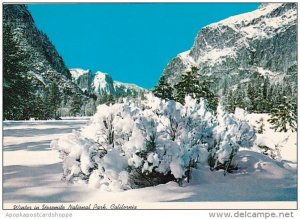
28, 3, 260, 89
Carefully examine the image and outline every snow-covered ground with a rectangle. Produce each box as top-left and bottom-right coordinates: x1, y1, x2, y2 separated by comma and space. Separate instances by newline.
246, 114, 297, 163
2, 116, 297, 207
3, 119, 95, 203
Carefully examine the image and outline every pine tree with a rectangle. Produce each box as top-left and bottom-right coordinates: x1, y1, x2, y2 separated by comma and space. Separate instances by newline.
42, 82, 61, 119
199, 78, 218, 112
224, 90, 235, 113
268, 96, 297, 132
49, 82, 61, 119
174, 66, 201, 104
96, 93, 115, 106
32, 95, 45, 120
70, 93, 82, 116
224, 85, 248, 113
244, 75, 272, 113
173, 66, 218, 111
222, 79, 228, 95
247, 82, 257, 112
106, 94, 115, 105
42, 86, 51, 119
237, 84, 250, 110
153, 75, 173, 100
255, 77, 267, 112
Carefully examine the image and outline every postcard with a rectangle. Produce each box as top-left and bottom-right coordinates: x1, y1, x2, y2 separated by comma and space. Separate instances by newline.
2, 0, 297, 216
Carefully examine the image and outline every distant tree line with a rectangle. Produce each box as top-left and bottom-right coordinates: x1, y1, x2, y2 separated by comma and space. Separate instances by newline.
153, 66, 297, 133
223, 73, 297, 132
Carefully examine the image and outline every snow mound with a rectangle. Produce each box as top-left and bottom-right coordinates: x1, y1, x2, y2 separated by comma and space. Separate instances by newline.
52, 94, 256, 191
233, 150, 294, 178
245, 113, 297, 162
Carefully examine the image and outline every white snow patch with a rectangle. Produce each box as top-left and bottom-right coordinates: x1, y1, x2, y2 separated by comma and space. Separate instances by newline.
198, 47, 237, 66
179, 50, 197, 67
114, 81, 145, 92
208, 3, 296, 40
30, 71, 46, 85
4, 151, 61, 166
70, 68, 90, 80
257, 67, 277, 77
245, 113, 297, 163
92, 71, 113, 94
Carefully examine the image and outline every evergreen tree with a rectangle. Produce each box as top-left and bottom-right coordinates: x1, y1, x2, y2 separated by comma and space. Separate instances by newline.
244, 76, 272, 113
70, 93, 82, 116
236, 84, 249, 109
42, 86, 51, 119
174, 66, 201, 104
83, 99, 97, 116
224, 85, 248, 113
222, 79, 228, 95
42, 82, 61, 119
96, 93, 115, 106
153, 75, 173, 100
255, 77, 267, 112
174, 66, 218, 111
268, 96, 297, 132
49, 82, 61, 118
199, 78, 218, 112
32, 95, 45, 120
247, 80, 262, 113
106, 94, 115, 105
224, 90, 235, 113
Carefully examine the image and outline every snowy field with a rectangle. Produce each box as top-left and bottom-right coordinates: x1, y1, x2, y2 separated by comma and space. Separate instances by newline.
2, 116, 297, 208
3, 118, 96, 203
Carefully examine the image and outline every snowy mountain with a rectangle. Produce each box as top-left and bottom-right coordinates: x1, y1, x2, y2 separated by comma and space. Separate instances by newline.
3, 4, 145, 119
3, 5, 84, 96
3, 4, 87, 119
70, 68, 145, 97
161, 3, 296, 96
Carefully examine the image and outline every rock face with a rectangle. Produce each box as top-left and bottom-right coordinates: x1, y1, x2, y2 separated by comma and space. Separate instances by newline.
161, 3, 297, 94
70, 69, 145, 97
69, 69, 93, 93
3, 4, 84, 97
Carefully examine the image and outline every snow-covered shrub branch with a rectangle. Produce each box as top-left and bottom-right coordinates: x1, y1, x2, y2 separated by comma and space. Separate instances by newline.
208, 107, 256, 174
51, 94, 256, 191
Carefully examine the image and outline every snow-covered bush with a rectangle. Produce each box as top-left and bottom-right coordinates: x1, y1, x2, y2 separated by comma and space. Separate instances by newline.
208, 107, 256, 173
51, 94, 256, 191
